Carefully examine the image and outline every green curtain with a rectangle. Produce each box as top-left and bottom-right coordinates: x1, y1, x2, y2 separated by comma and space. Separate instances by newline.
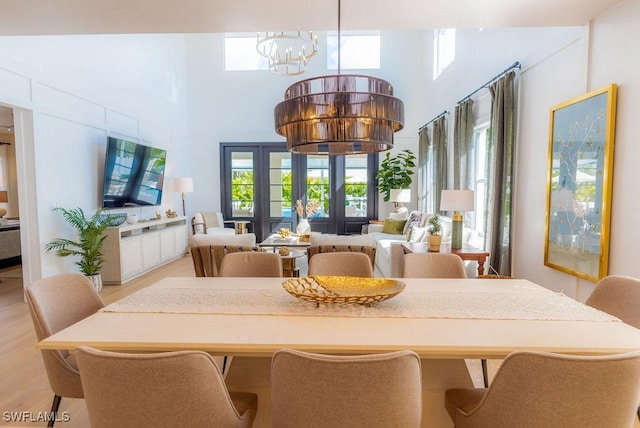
418, 126, 430, 213
453, 99, 475, 191
485, 71, 516, 276
418, 116, 447, 214
432, 116, 447, 213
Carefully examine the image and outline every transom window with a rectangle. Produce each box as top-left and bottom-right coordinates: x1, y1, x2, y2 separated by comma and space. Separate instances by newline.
224, 33, 269, 71
327, 31, 380, 70
433, 29, 456, 79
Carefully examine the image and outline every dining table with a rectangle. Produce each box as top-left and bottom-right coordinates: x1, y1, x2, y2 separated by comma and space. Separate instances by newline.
38, 276, 640, 428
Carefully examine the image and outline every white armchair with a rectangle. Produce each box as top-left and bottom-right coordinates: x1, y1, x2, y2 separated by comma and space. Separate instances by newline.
191, 212, 235, 236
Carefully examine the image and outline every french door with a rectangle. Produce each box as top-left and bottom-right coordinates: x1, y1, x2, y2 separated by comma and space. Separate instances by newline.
221, 143, 378, 241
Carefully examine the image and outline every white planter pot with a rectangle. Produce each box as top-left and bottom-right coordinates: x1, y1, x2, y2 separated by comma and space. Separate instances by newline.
86, 273, 103, 293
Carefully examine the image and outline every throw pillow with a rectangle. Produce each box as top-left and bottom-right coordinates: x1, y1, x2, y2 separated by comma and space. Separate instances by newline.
403, 211, 429, 236
409, 226, 427, 243
382, 218, 407, 235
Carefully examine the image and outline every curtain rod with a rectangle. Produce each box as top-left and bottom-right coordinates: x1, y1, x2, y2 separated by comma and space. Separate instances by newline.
456, 61, 521, 105
418, 110, 449, 132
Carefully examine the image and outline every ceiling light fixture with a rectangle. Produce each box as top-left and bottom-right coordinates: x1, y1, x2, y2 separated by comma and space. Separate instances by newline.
256, 31, 318, 76
274, 0, 404, 155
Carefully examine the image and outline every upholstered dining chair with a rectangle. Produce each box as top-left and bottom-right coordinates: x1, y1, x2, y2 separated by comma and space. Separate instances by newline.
307, 252, 374, 277
271, 348, 422, 428
401, 253, 467, 278
25, 273, 105, 427
585, 275, 640, 420
219, 251, 283, 277
306, 244, 376, 269
191, 245, 257, 277
75, 346, 258, 428
586, 275, 640, 328
445, 350, 640, 428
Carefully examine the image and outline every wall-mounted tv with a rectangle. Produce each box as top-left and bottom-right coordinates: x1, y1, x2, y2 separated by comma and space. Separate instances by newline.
102, 137, 167, 208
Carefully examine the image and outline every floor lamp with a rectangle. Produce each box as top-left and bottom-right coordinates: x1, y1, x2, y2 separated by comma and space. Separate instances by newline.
172, 177, 193, 217
440, 189, 474, 249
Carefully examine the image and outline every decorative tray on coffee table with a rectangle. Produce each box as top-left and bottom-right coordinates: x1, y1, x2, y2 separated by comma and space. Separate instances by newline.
282, 276, 405, 306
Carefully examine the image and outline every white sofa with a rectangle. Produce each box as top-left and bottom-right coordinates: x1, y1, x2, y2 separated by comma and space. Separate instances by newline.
367, 213, 478, 277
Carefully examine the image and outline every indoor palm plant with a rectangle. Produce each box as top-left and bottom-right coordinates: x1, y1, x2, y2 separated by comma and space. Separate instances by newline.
45, 207, 113, 292
427, 214, 443, 252
375, 149, 417, 202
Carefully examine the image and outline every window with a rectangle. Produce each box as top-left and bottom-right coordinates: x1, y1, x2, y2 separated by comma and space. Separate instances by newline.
306, 156, 330, 217
224, 34, 269, 71
345, 155, 369, 217
269, 152, 292, 218
471, 124, 490, 236
327, 31, 380, 70
433, 29, 456, 79
231, 152, 255, 216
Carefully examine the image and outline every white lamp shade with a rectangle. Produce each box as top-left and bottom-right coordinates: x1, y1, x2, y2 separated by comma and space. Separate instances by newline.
390, 188, 411, 203
172, 177, 193, 193
440, 189, 474, 212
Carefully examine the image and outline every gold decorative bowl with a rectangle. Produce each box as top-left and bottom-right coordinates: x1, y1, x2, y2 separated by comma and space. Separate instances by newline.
282, 276, 405, 306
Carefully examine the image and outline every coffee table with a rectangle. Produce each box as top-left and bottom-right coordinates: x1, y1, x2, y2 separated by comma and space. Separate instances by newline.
258, 234, 311, 251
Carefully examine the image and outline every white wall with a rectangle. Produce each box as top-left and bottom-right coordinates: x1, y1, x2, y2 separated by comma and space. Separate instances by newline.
0, 34, 191, 280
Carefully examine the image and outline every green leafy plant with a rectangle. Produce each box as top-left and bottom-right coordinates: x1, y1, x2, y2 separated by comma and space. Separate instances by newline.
427, 214, 442, 236
375, 149, 416, 201
45, 207, 112, 276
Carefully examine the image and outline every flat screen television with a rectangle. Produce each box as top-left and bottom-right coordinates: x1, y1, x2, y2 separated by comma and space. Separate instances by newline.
102, 137, 167, 208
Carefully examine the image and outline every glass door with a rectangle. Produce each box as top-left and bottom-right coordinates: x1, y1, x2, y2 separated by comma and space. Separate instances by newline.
221, 143, 292, 241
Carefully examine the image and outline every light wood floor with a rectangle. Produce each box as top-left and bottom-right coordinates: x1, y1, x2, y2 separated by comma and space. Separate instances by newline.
0, 255, 196, 427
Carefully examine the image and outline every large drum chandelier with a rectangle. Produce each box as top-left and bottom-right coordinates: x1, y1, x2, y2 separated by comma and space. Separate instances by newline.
275, 75, 404, 154
273, 0, 404, 155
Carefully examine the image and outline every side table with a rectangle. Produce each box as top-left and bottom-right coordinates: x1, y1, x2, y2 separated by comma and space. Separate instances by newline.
280, 251, 304, 277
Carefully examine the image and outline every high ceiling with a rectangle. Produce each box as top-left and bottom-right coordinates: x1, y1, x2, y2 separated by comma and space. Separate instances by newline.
0, 0, 622, 35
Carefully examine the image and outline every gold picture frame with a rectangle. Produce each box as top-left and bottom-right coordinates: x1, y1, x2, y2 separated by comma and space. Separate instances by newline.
544, 84, 617, 282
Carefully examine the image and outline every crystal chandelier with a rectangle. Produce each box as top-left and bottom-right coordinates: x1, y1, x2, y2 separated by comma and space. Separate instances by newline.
273, 0, 404, 155
256, 31, 318, 76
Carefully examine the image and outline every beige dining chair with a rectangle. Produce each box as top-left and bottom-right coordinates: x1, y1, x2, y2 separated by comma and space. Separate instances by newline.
586, 275, 640, 328
445, 350, 640, 428
271, 348, 422, 428
401, 253, 467, 278
75, 346, 258, 428
191, 245, 256, 277
25, 273, 105, 427
585, 274, 640, 420
307, 251, 374, 277
306, 244, 376, 269
218, 251, 283, 277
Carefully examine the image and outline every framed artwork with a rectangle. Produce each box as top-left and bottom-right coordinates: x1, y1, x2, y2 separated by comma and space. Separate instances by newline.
544, 84, 617, 282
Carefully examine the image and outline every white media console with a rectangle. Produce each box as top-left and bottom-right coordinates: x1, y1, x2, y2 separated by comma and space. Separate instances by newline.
102, 216, 188, 285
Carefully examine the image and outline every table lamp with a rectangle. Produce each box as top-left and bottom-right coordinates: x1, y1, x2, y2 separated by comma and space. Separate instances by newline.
390, 188, 411, 215
172, 177, 193, 217
440, 189, 474, 249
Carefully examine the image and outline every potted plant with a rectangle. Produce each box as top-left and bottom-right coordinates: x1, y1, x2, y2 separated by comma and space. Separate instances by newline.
45, 207, 113, 292
375, 149, 417, 202
427, 214, 443, 252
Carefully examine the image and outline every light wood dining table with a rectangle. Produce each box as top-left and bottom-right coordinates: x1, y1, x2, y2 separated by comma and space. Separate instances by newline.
39, 277, 640, 428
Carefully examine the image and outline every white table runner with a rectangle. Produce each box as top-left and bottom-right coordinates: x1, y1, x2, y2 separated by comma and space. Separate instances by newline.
102, 286, 618, 322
